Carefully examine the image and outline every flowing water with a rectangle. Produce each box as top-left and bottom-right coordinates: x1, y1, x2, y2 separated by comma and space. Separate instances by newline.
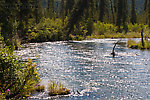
16, 39, 150, 100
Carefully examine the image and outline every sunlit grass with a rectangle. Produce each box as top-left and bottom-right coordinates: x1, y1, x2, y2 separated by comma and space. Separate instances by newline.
48, 80, 70, 96
32, 85, 45, 93
127, 39, 150, 49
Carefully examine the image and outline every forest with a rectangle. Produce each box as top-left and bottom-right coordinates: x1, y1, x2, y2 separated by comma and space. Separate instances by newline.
0, 0, 150, 99
0, 0, 150, 46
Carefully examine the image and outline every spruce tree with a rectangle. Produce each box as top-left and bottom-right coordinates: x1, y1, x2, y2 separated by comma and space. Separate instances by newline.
149, 0, 150, 27
65, 0, 75, 16
123, 0, 128, 24
110, 0, 115, 24
113, 0, 118, 13
47, 0, 54, 18
116, 0, 123, 31
60, 0, 65, 24
131, 0, 137, 24
1, 0, 18, 39
34, 0, 43, 24
18, 0, 31, 37
144, 0, 148, 11
65, 0, 93, 40
143, 0, 148, 24
99, 0, 107, 22
122, 0, 128, 32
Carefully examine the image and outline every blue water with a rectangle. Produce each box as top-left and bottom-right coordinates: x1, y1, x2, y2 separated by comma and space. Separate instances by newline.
16, 39, 150, 100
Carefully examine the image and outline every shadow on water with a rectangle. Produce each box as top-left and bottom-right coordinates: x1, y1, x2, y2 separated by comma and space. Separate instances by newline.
16, 39, 150, 100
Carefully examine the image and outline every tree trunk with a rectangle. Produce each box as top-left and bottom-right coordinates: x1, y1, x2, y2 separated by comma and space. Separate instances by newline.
131, 0, 137, 24
149, 0, 150, 27
110, 0, 115, 24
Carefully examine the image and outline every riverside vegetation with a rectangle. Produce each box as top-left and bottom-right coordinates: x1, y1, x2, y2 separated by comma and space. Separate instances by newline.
1, 0, 150, 99
127, 39, 150, 49
0, 35, 70, 99
0, 35, 40, 99
24, 18, 150, 42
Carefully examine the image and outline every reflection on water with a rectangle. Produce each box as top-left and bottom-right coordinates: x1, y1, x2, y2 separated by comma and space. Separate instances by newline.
16, 39, 150, 100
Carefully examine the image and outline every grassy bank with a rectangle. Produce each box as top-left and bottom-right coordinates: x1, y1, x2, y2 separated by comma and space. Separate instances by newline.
48, 80, 70, 96
127, 39, 150, 50
86, 22, 150, 39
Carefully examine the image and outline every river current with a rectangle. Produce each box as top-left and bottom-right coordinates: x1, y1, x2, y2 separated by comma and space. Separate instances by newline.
16, 39, 150, 100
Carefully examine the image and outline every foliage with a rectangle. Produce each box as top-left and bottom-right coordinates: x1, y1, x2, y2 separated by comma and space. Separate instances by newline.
0, 35, 40, 99
127, 39, 150, 49
127, 23, 149, 32
48, 80, 70, 96
93, 21, 117, 35
26, 18, 64, 42
70, 34, 84, 41
87, 22, 150, 39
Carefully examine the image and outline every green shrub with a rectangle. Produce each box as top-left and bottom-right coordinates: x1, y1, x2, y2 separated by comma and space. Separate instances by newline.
128, 23, 147, 33
48, 80, 70, 96
93, 21, 117, 35
0, 36, 40, 99
26, 18, 64, 42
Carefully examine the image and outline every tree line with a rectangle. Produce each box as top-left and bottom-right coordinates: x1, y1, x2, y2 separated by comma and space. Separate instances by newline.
0, 0, 150, 43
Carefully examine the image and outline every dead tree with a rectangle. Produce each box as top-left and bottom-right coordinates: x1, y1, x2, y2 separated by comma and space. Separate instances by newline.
141, 29, 145, 48
111, 40, 121, 57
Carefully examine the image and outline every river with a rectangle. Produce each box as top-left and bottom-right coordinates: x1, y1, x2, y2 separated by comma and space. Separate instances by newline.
16, 39, 150, 100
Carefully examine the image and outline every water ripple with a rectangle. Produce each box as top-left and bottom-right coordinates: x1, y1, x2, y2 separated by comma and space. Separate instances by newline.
16, 39, 150, 100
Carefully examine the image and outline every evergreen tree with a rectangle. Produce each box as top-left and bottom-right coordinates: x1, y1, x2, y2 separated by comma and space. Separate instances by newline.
131, 0, 137, 24
87, 0, 94, 36
65, 0, 75, 16
65, 0, 93, 40
116, 0, 128, 32
113, 0, 118, 13
122, 0, 128, 24
99, 0, 107, 22
18, 0, 32, 37
110, 0, 115, 24
47, 0, 54, 18
144, 0, 148, 11
0, 0, 18, 39
34, 0, 43, 24
143, 0, 148, 24
116, 0, 123, 31
149, 0, 150, 27
60, 0, 65, 23
122, 0, 128, 32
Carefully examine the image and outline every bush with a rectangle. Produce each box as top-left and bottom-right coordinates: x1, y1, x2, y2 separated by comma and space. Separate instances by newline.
26, 18, 64, 42
93, 21, 117, 35
127, 23, 149, 33
48, 80, 70, 96
0, 35, 40, 99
